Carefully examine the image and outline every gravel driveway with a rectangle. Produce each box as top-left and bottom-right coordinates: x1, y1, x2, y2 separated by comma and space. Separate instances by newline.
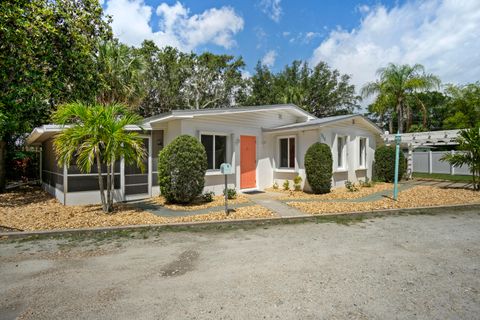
1, 210, 479, 319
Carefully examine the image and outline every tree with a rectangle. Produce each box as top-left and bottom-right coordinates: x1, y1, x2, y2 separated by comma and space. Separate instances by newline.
442, 83, 480, 129
96, 40, 146, 107
362, 63, 440, 133
441, 127, 480, 190
158, 135, 208, 203
247, 60, 360, 117
367, 93, 395, 133
304, 143, 333, 194
181, 52, 247, 110
246, 62, 278, 106
53, 103, 146, 212
137, 42, 191, 116
0, 0, 111, 191
374, 146, 406, 182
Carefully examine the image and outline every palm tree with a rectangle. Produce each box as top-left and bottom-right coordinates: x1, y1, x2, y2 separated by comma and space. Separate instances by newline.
96, 41, 146, 107
361, 63, 440, 133
441, 126, 480, 191
53, 103, 146, 212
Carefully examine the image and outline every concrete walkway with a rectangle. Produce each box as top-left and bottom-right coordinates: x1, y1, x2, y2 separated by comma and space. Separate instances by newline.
132, 200, 252, 217
247, 193, 305, 217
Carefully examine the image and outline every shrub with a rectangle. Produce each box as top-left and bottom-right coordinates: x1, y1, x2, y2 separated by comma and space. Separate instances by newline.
223, 188, 237, 199
373, 146, 406, 182
305, 142, 333, 194
272, 180, 279, 190
345, 180, 359, 192
293, 175, 302, 191
158, 135, 207, 203
202, 191, 215, 203
283, 180, 290, 191
359, 177, 374, 188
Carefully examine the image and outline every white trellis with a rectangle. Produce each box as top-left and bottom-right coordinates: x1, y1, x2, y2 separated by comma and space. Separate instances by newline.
382, 129, 462, 179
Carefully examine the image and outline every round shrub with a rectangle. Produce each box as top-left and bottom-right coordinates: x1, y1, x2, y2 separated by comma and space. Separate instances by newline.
158, 135, 207, 203
305, 142, 333, 194
373, 145, 406, 182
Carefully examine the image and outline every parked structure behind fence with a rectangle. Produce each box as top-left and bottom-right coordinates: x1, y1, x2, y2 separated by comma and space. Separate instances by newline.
413, 151, 471, 175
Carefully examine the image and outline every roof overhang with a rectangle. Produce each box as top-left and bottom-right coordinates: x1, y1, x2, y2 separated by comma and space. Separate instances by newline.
263, 114, 383, 134
26, 124, 151, 146
142, 104, 316, 126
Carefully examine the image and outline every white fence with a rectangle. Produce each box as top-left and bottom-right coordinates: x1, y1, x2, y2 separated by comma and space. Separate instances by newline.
412, 151, 471, 175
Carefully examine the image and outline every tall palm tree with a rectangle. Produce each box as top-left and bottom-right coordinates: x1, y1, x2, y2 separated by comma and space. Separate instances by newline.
96, 41, 146, 108
441, 126, 480, 191
361, 63, 440, 133
53, 103, 146, 212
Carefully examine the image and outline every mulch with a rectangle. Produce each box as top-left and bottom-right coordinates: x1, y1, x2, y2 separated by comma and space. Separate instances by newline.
288, 185, 480, 215
0, 187, 275, 231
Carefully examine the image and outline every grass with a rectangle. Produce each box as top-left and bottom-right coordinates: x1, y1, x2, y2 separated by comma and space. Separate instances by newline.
413, 172, 473, 182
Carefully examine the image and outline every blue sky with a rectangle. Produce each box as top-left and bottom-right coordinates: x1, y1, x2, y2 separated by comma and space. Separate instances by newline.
103, 0, 480, 91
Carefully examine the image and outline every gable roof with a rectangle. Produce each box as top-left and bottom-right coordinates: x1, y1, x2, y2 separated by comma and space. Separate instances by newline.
142, 104, 316, 125
263, 114, 383, 134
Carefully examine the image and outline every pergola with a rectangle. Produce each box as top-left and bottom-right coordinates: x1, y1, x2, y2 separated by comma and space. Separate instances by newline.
382, 129, 461, 179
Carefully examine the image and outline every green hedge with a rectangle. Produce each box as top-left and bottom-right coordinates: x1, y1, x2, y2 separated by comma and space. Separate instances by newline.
158, 135, 207, 203
373, 145, 406, 182
305, 142, 333, 194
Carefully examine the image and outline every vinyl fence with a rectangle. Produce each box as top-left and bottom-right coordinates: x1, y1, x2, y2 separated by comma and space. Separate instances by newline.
412, 151, 471, 175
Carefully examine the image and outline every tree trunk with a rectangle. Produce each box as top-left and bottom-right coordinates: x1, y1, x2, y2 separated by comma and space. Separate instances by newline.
0, 140, 6, 193
96, 151, 107, 212
109, 161, 115, 210
397, 100, 404, 133
106, 160, 111, 213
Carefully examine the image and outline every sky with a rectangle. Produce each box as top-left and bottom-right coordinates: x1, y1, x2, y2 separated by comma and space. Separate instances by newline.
102, 0, 480, 92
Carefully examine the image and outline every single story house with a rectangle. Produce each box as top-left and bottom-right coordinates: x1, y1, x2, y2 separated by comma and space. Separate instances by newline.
26, 104, 383, 205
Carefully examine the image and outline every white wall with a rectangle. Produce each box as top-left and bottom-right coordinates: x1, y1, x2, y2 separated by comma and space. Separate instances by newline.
266, 118, 378, 191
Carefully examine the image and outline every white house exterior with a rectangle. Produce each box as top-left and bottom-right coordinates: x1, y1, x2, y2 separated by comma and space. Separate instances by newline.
26, 104, 382, 205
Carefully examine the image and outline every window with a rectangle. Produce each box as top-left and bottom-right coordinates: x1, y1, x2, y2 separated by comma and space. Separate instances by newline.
359, 137, 367, 168
201, 134, 227, 170
337, 136, 347, 169
279, 137, 295, 169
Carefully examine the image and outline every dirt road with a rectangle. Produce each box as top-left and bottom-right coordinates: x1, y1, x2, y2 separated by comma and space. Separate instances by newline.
1, 210, 479, 319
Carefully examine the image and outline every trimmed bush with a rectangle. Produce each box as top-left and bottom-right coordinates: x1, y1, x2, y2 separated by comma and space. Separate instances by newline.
305, 142, 333, 194
373, 145, 406, 182
158, 135, 207, 203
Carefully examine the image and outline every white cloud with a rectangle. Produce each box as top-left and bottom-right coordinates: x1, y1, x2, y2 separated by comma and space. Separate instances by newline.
105, 0, 244, 51
311, 0, 480, 95
259, 0, 282, 22
262, 50, 277, 67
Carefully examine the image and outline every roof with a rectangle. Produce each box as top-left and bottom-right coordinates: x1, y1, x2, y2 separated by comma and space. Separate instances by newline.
142, 104, 316, 125
263, 114, 383, 134
26, 124, 149, 145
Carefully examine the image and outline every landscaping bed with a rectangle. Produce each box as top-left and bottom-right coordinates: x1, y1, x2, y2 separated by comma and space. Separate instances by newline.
287, 185, 480, 215
271, 182, 393, 200
0, 187, 275, 231
148, 194, 249, 211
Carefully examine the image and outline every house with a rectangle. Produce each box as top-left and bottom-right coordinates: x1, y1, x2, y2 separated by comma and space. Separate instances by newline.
26, 104, 383, 205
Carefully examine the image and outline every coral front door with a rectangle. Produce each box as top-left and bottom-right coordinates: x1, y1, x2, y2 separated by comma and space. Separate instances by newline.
240, 135, 256, 189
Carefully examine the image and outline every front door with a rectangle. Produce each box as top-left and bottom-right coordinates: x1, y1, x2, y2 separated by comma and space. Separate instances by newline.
124, 137, 150, 200
240, 135, 256, 189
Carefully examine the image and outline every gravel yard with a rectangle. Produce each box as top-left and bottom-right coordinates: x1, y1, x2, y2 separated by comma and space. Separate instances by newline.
147, 194, 250, 211
0, 209, 479, 319
289, 185, 480, 214
0, 187, 275, 231
272, 182, 393, 200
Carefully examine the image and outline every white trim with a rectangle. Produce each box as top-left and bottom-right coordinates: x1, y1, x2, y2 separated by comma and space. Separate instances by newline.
358, 136, 367, 169
336, 135, 347, 171
148, 134, 152, 197
277, 135, 297, 170
200, 132, 229, 170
